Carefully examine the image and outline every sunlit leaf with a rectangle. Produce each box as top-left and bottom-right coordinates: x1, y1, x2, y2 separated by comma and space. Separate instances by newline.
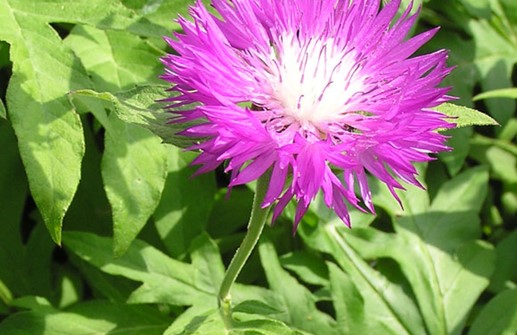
436, 103, 499, 128
63, 231, 215, 307
0, 300, 169, 335
0, 2, 91, 243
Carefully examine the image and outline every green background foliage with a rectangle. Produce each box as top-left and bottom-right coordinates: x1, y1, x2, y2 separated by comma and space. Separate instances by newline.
0, 0, 515, 334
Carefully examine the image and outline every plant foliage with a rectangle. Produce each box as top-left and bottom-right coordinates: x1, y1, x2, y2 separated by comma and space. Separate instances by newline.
0, 0, 515, 334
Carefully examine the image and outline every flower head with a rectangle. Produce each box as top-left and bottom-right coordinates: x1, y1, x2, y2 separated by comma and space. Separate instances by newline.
162, 0, 454, 229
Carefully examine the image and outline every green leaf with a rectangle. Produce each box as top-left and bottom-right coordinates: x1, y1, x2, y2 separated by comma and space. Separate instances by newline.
233, 300, 282, 316
233, 318, 307, 335
439, 127, 472, 176
258, 240, 338, 335
0, 0, 173, 38
468, 288, 517, 335
459, 0, 491, 18
189, 233, 225, 293
467, 18, 517, 125
489, 231, 517, 293
164, 305, 304, 335
497, 0, 517, 30
0, 99, 5, 119
64, 25, 163, 92
474, 88, 517, 100
435, 103, 499, 128
62, 117, 112, 234
208, 188, 254, 239
302, 167, 495, 335
279, 251, 329, 287
69, 86, 198, 148
0, 300, 169, 335
0, 167, 55, 302
68, 255, 137, 303
0, 120, 28, 296
301, 224, 426, 335
0, 280, 12, 307
0, 1, 92, 243
327, 263, 365, 334
63, 231, 215, 307
392, 167, 494, 335
470, 139, 517, 184
102, 112, 169, 256
163, 307, 225, 335
154, 149, 216, 258
69, 88, 170, 255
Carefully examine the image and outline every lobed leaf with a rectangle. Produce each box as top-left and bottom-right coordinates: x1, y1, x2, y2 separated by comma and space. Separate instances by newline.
258, 240, 339, 335
63, 231, 215, 307
301, 167, 495, 335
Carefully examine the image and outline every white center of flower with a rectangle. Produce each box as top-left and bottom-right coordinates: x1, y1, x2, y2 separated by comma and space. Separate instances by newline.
266, 33, 366, 127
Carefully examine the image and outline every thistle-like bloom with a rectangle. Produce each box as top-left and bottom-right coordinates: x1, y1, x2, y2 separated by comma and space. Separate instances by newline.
162, 0, 454, 228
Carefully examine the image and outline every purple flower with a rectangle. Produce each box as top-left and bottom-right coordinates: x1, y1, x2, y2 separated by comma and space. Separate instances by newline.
161, 0, 454, 229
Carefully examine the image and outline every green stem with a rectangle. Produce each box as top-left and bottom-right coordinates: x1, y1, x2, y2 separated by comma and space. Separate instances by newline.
218, 171, 272, 331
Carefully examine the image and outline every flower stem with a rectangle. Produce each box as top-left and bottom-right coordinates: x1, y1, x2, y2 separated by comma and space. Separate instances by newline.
218, 171, 272, 331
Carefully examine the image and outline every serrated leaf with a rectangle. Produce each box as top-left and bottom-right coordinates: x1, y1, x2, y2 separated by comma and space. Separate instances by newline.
0, 2, 92, 243
0, 300, 169, 335
468, 288, 517, 335
65, 25, 163, 92
102, 112, 169, 256
436, 103, 499, 128
63, 231, 215, 307
474, 88, 517, 100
